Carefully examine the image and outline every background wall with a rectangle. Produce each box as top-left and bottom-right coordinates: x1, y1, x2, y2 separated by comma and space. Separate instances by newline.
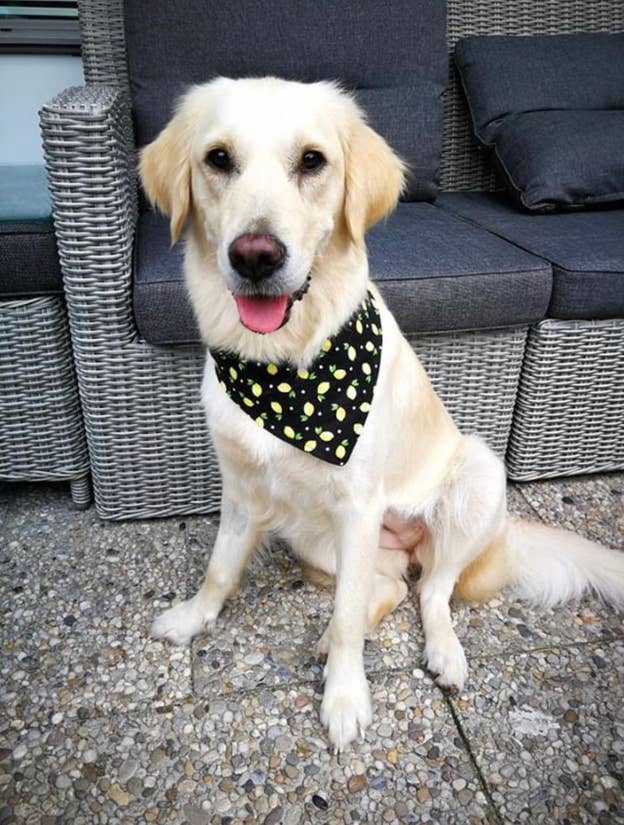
0, 54, 83, 165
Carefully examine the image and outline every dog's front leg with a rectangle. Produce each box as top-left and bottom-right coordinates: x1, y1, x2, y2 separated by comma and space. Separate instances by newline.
320, 503, 381, 751
152, 494, 260, 645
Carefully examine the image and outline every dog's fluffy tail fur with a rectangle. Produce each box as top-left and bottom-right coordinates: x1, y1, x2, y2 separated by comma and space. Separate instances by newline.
505, 518, 624, 607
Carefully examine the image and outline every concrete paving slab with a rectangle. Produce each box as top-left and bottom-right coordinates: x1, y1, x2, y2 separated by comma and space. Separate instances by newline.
0, 671, 496, 825
192, 545, 332, 696
1, 484, 197, 722
1, 475, 622, 825
450, 641, 624, 825
191, 483, 623, 702
517, 473, 623, 549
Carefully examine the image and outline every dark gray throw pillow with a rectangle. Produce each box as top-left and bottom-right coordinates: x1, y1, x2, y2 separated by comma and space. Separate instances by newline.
454, 33, 624, 211
494, 110, 624, 211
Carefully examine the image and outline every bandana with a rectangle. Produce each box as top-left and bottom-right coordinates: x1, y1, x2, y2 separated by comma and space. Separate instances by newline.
211, 291, 383, 466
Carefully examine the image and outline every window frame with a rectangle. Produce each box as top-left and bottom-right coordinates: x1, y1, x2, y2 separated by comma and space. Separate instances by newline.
0, 2, 80, 55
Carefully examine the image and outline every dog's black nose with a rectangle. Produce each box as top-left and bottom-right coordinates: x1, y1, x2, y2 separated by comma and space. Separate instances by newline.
228, 233, 286, 282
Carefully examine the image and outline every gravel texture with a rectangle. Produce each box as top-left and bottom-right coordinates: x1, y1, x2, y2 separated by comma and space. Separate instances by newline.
451, 642, 624, 824
517, 474, 623, 549
1, 485, 195, 725
1, 474, 622, 824
0, 673, 495, 824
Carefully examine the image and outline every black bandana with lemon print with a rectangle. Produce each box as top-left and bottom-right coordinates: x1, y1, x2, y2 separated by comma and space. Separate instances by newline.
211, 291, 383, 466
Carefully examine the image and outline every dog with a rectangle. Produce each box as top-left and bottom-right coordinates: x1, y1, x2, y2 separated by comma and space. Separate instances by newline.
141, 77, 624, 750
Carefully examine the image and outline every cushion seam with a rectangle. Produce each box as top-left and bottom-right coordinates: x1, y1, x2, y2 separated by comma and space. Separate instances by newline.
434, 202, 557, 269
440, 198, 624, 274
372, 266, 550, 281
136, 265, 551, 287
553, 264, 624, 276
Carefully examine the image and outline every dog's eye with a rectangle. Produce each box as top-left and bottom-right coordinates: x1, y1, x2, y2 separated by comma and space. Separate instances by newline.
300, 150, 326, 174
205, 147, 233, 172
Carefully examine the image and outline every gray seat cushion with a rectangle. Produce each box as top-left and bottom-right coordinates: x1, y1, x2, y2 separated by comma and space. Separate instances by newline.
0, 219, 62, 298
0, 165, 62, 297
124, 0, 447, 201
133, 205, 552, 345
368, 203, 551, 332
134, 212, 197, 345
437, 193, 624, 320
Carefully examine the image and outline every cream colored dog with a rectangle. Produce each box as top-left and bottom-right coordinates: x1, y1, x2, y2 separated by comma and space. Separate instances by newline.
142, 77, 624, 750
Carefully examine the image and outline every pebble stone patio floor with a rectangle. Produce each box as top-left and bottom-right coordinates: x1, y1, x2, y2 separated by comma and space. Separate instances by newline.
0, 474, 622, 825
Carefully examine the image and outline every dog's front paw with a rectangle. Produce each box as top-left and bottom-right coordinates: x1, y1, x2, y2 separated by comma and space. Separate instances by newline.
151, 597, 215, 646
424, 632, 468, 692
320, 669, 372, 752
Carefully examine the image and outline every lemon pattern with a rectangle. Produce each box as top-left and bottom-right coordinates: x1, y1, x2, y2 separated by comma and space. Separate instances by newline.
210, 290, 382, 466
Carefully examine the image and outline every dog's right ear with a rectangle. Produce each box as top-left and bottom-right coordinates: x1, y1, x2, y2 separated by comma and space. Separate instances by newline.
139, 98, 196, 245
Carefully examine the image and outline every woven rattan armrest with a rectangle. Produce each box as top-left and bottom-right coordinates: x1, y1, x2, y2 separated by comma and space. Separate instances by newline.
40, 84, 138, 346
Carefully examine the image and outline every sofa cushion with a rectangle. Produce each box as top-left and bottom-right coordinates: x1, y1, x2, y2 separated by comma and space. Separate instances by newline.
454, 33, 624, 146
491, 110, 624, 211
0, 166, 62, 297
134, 211, 197, 345
133, 205, 552, 346
124, 0, 447, 201
437, 192, 624, 320
367, 203, 551, 332
454, 33, 624, 212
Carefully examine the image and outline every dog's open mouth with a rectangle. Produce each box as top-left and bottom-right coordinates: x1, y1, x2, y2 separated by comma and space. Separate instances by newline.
234, 294, 289, 334
233, 277, 311, 334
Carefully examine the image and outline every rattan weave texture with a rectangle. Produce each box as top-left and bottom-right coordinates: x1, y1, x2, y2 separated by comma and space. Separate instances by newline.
78, 0, 128, 91
441, 0, 624, 191
411, 326, 527, 456
507, 319, 624, 480
0, 296, 90, 506
41, 86, 222, 519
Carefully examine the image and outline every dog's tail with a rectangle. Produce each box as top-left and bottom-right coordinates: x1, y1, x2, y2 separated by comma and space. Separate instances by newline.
505, 518, 624, 607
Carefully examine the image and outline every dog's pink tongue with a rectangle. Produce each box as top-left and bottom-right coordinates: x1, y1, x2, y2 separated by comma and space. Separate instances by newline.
234, 294, 289, 333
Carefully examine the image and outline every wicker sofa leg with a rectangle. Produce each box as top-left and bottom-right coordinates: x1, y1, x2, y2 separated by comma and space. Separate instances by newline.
70, 475, 92, 509
507, 318, 624, 480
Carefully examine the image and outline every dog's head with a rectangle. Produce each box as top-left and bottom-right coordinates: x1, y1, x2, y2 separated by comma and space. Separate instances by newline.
140, 77, 404, 338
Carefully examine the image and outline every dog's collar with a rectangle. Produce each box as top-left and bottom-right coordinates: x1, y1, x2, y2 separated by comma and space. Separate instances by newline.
210, 290, 383, 466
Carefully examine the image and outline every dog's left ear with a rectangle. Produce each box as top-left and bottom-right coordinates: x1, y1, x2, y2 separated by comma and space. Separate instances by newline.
139, 97, 196, 244
342, 117, 406, 246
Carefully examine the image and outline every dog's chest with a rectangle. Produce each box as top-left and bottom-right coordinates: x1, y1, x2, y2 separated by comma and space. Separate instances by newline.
202, 359, 356, 520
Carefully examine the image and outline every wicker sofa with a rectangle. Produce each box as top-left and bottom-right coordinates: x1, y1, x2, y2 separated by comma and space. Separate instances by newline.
40, 0, 624, 519
0, 166, 90, 506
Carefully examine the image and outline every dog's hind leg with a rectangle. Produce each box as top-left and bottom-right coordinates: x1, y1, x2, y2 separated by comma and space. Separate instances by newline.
368, 574, 408, 629
316, 571, 408, 659
419, 564, 470, 691
419, 436, 507, 691
152, 492, 261, 645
